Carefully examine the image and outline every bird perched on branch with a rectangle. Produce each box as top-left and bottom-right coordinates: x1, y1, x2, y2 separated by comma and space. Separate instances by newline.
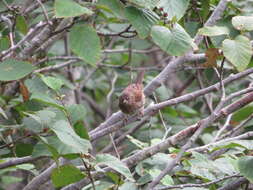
119, 71, 145, 117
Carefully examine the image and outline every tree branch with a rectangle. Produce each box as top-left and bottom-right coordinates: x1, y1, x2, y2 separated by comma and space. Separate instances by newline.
63, 89, 253, 190
156, 173, 241, 190
90, 69, 253, 141
0, 156, 45, 169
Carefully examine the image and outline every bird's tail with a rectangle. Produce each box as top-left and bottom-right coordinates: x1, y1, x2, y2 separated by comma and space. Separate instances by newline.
135, 70, 145, 84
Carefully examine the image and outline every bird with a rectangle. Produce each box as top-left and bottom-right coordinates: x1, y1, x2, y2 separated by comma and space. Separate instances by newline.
118, 70, 145, 117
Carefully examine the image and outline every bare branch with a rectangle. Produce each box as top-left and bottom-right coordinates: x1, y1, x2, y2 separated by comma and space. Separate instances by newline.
147, 90, 253, 188
156, 173, 241, 190
23, 158, 67, 190
217, 177, 248, 190
90, 68, 253, 141
219, 113, 253, 140
0, 21, 47, 60
213, 114, 232, 142
63, 88, 253, 190
34, 60, 78, 73
190, 131, 253, 152
0, 156, 45, 169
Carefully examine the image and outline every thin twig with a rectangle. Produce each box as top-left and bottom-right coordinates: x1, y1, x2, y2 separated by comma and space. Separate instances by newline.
0, 21, 47, 60
81, 158, 96, 190
196, 68, 213, 113
152, 92, 171, 140
106, 71, 118, 117
219, 113, 253, 140
147, 87, 253, 189
106, 71, 120, 158
217, 177, 248, 190
97, 25, 137, 38
64, 35, 81, 104
213, 114, 232, 142
189, 131, 253, 153
156, 173, 241, 190
34, 0, 51, 25
34, 60, 78, 73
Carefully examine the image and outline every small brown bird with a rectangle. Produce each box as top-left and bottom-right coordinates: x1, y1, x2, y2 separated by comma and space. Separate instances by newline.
119, 71, 145, 116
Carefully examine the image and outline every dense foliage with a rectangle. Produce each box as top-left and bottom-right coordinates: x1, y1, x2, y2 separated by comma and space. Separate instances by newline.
0, 0, 253, 190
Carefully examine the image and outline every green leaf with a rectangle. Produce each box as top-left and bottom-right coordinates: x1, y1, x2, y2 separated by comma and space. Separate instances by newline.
23, 110, 56, 132
237, 156, 253, 183
0, 59, 35, 81
213, 157, 236, 175
189, 152, 217, 180
198, 26, 229, 36
0, 36, 10, 51
0, 107, 8, 119
124, 6, 159, 39
200, 0, 210, 20
98, 0, 124, 17
30, 93, 65, 110
23, 116, 43, 133
38, 136, 60, 160
70, 25, 101, 65
41, 75, 64, 91
232, 16, 253, 31
15, 143, 33, 157
127, 135, 148, 149
151, 24, 193, 56
119, 182, 138, 190
149, 169, 174, 186
96, 154, 134, 182
177, 104, 198, 117
33, 136, 82, 157
106, 171, 122, 184
128, 0, 160, 9
137, 174, 152, 185
51, 165, 85, 187
222, 35, 252, 71
157, 0, 190, 21
54, 0, 93, 18
2, 176, 22, 185
25, 77, 65, 110
232, 105, 253, 122
16, 15, 28, 34
73, 121, 90, 140
25, 76, 49, 94
16, 163, 35, 170
51, 120, 91, 154
32, 142, 52, 157
36, 110, 57, 125
66, 104, 86, 124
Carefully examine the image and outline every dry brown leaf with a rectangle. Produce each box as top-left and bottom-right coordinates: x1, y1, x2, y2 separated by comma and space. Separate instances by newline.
203, 48, 220, 68
19, 81, 30, 102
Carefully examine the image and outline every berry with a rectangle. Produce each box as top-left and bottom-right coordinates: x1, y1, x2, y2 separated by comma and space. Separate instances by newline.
159, 7, 163, 11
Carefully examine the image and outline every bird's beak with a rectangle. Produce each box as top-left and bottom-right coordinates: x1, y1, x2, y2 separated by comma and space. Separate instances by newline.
123, 99, 128, 104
